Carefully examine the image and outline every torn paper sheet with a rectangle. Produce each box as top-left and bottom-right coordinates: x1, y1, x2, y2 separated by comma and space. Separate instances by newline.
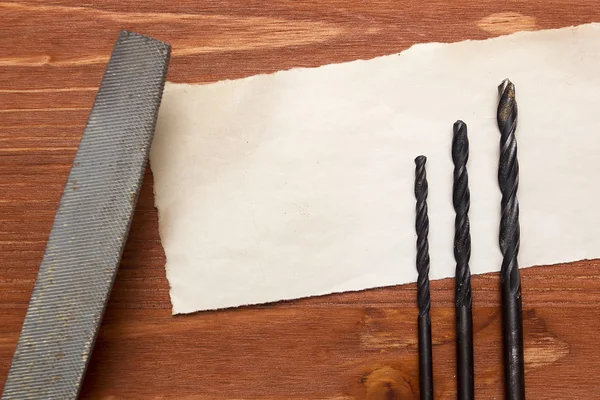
151, 23, 600, 314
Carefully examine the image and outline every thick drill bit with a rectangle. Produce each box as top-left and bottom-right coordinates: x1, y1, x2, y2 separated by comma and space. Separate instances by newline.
452, 120, 474, 400
496, 79, 525, 400
414, 155, 434, 400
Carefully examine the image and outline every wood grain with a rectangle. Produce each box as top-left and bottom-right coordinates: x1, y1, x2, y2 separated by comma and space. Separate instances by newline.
2, 1, 600, 398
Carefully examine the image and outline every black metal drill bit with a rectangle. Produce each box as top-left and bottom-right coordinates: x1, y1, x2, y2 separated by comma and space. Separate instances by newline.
414, 155, 434, 400
496, 79, 525, 400
452, 120, 474, 400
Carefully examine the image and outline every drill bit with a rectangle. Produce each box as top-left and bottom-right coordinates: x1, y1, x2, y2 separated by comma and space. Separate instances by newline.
452, 120, 474, 400
496, 79, 525, 400
414, 155, 434, 400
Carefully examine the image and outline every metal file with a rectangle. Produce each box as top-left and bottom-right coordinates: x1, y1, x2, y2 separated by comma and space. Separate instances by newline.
2, 31, 171, 399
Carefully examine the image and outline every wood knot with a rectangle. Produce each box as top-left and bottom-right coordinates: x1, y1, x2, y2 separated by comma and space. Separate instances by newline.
522, 309, 570, 369
361, 366, 414, 399
477, 12, 537, 35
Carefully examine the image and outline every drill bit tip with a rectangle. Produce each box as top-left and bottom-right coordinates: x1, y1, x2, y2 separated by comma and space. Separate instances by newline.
498, 78, 514, 97
454, 119, 466, 130
452, 121, 468, 166
415, 155, 427, 165
497, 79, 517, 135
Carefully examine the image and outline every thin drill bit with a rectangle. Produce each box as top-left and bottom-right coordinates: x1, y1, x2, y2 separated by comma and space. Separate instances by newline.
414, 155, 434, 400
496, 79, 525, 400
452, 120, 474, 400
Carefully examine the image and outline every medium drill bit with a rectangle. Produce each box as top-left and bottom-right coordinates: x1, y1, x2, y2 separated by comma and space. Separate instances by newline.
496, 79, 525, 400
414, 155, 434, 400
452, 120, 474, 400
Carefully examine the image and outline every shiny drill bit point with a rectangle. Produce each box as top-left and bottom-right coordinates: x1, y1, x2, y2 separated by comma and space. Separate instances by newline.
452, 120, 474, 400
414, 155, 433, 400
496, 79, 525, 400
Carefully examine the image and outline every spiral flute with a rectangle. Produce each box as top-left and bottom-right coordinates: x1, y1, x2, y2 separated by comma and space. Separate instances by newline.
497, 79, 525, 400
452, 120, 474, 400
414, 155, 433, 400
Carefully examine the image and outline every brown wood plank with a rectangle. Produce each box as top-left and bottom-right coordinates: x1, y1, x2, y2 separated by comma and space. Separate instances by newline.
2, 1, 600, 398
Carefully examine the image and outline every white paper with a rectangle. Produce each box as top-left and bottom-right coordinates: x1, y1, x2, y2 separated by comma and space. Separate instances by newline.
151, 24, 600, 314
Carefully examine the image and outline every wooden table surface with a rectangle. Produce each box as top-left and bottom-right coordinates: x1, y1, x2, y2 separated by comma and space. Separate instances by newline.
2, 1, 600, 399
